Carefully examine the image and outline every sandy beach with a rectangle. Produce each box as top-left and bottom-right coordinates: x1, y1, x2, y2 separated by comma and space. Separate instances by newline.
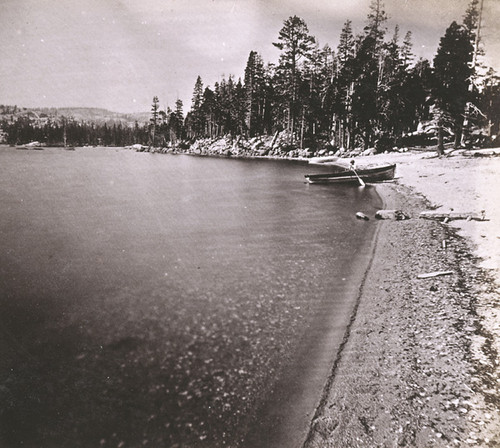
305, 150, 500, 447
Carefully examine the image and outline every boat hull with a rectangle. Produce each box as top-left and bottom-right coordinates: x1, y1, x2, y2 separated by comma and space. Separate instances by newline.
305, 164, 396, 184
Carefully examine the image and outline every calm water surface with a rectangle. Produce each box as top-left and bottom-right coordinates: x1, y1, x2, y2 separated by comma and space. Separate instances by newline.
0, 146, 382, 447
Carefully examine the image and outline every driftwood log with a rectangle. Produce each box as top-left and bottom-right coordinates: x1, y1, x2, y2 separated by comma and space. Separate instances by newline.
269, 130, 280, 150
417, 270, 454, 279
419, 211, 487, 222
462, 148, 500, 158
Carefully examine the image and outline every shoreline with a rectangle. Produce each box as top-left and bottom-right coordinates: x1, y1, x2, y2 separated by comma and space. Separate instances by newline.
305, 153, 500, 447
241, 186, 383, 448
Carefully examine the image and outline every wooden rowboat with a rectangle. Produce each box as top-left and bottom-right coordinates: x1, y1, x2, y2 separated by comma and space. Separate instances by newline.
305, 163, 396, 184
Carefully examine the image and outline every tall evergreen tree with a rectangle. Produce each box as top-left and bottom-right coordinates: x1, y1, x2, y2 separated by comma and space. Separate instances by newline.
150, 96, 160, 147
200, 87, 217, 137
175, 99, 185, 139
350, 0, 388, 148
377, 26, 402, 140
191, 76, 204, 110
351, 34, 379, 148
364, 0, 388, 46
480, 68, 500, 137
261, 63, 277, 135
234, 78, 247, 136
433, 21, 474, 151
244, 51, 266, 136
189, 76, 205, 137
401, 31, 414, 67
462, 0, 485, 89
218, 76, 237, 134
168, 99, 185, 142
273, 16, 316, 142
337, 20, 356, 69
334, 20, 356, 148
300, 43, 334, 148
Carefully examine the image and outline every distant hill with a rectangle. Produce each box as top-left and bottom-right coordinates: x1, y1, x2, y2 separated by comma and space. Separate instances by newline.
0, 106, 150, 126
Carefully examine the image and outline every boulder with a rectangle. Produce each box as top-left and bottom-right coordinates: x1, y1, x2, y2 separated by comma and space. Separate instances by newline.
356, 212, 370, 221
375, 210, 410, 220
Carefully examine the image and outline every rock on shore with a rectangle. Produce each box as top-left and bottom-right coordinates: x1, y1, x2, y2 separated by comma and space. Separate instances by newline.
134, 133, 333, 159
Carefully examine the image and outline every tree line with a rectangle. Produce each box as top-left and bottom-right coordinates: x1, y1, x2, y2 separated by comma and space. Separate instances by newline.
2, 0, 499, 153
162, 0, 499, 154
0, 114, 150, 147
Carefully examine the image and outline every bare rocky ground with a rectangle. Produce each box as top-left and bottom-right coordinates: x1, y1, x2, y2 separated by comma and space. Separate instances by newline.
304, 151, 500, 447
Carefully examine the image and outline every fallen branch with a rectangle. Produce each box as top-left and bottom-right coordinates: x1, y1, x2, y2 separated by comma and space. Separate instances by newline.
462, 148, 500, 158
419, 211, 487, 222
270, 130, 280, 150
417, 271, 453, 279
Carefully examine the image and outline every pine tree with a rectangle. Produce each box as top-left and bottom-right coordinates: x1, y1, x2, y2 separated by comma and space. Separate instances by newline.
217, 76, 234, 134
376, 25, 422, 144
337, 20, 355, 69
433, 21, 474, 151
189, 76, 205, 137
262, 62, 277, 135
364, 0, 388, 47
480, 68, 500, 138
167, 100, 185, 143
463, 0, 485, 89
201, 87, 217, 137
334, 20, 356, 148
301, 43, 335, 148
150, 96, 160, 147
349, 0, 388, 148
244, 51, 266, 136
174, 99, 184, 140
377, 26, 402, 140
401, 31, 414, 67
316, 44, 336, 140
463, 0, 480, 40
191, 76, 204, 111
351, 34, 379, 148
273, 16, 316, 142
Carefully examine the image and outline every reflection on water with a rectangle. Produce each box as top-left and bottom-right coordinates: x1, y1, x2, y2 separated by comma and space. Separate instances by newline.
0, 147, 382, 447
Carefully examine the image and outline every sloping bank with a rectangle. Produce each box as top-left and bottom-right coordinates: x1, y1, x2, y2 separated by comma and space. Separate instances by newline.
133, 133, 372, 159
304, 180, 500, 447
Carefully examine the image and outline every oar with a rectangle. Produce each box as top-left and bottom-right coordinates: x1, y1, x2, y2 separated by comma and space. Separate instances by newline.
351, 167, 366, 187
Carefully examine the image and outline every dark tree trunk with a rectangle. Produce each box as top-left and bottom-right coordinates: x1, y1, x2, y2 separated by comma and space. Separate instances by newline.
437, 123, 445, 155
454, 122, 462, 148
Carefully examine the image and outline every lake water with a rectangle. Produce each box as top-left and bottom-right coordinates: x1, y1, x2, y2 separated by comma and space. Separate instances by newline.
0, 146, 382, 448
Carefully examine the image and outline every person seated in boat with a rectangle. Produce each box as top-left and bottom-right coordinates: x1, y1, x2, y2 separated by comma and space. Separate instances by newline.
349, 160, 356, 171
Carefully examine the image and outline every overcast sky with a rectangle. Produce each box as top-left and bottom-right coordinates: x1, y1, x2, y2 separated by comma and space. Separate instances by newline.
1, 0, 499, 114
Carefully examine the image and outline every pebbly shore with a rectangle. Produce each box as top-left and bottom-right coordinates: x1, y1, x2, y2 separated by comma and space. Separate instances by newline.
304, 151, 500, 447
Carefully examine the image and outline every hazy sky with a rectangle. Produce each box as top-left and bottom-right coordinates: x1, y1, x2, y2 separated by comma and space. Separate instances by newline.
1, 0, 499, 113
